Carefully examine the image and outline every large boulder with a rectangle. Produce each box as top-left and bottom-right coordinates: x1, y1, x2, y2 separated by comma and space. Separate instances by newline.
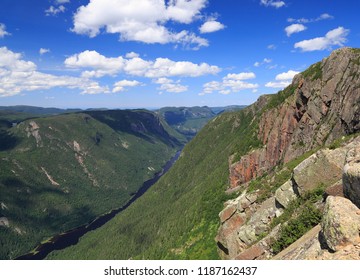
343, 141, 360, 208
321, 196, 360, 252
293, 148, 346, 195
275, 180, 298, 208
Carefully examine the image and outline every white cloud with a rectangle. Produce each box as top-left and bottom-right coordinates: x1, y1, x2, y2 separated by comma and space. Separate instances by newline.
265, 70, 299, 89
265, 81, 291, 88
0, 47, 108, 97
224, 72, 256, 80
154, 77, 188, 93
260, 0, 286, 8
287, 13, 334, 24
201, 72, 258, 95
55, 0, 70, 3
71, 0, 209, 49
275, 70, 299, 80
254, 58, 272, 67
285, 23, 307, 37
267, 44, 277, 50
125, 52, 140, 59
294, 26, 349, 52
199, 20, 225, 34
39, 48, 50, 55
64, 50, 126, 78
45, 5, 66, 16
65, 50, 220, 78
112, 79, 142, 93
0, 23, 10, 38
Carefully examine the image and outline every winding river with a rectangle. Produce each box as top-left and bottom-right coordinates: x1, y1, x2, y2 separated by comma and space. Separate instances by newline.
16, 151, 181, 260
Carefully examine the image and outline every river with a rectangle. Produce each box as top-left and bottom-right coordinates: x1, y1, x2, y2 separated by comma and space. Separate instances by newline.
16, 151, 181, 260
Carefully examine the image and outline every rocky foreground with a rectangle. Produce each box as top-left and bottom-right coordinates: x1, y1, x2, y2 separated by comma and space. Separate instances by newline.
217, 47, 360, 260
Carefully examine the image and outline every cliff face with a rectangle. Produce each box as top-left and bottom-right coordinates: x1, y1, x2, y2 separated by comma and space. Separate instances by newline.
230, 47, 360, 189
219, 47, 360, 260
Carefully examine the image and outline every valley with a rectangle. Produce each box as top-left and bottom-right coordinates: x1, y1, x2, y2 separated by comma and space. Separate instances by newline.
46, 47, 360, 260
0, 105, 233, 259
1, 48, 360, 261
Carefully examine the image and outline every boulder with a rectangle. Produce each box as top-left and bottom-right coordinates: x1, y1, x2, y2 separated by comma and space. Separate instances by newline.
321, 196, 360, 252
219, 204, 237, 223
343, 143, 360, 208
0, 217, 9, 227
275, 180, 298, 208
293, 148, 346, 196
216, 212, 247, 259
238, 197, 280, 245
325, 180, 344, 197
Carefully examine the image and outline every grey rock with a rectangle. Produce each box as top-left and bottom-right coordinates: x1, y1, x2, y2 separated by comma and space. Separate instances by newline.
321, 196, 360, 252
343, 140, 360, 208
275, 180, 298, 208
293, 148, 346, 196
0, 217, 9, 227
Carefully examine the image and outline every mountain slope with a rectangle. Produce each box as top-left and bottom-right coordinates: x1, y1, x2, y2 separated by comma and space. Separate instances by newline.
0, 109, 182, 259
48, 102, 264, 259
156, 106, 217, 140
50, 47, 359, 260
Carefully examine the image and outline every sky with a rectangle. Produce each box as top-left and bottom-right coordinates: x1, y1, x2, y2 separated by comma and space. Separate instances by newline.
0, 0, 359, 109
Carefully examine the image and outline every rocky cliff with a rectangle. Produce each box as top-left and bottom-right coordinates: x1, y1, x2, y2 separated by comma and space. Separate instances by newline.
230, 47, 360, 189
218, 47, 360, 260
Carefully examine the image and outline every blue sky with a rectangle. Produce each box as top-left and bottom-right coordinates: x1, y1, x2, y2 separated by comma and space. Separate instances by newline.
0, 0, 359, 109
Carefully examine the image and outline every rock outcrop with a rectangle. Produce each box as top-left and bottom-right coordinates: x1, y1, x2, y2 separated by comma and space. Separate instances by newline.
229, 48, 360, 189
219, 135, 360, 260
343, 142, 360, 208
274, 196, 360, 260
322, 196, 360, 251
292, 148, 347, 195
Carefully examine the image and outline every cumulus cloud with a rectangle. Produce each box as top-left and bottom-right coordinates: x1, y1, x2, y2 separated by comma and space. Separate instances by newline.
39, 48, 50, 55
260, 0, 286, 8
0, 23, 10, 38
294, 26, 349, 52
285, 23, 307, 37
45, 5, 66, 16
112, 79, 142, 93
254, 58, 272, 67
267, 44, 277, 50
0, 47, 108, 97
154, 77, 188, 93
201, 72, 258, 95
265, 70, 299, 88
199, 20, 225, 34
64, 50, 220, 78
71, 0, 209, 49
287, 13, 334, 24
46, 0, 71, 16
64, 50, 126, 78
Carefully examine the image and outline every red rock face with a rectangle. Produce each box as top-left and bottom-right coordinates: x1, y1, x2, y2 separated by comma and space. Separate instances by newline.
229, 48, 360, 189
229, 101, 300, 188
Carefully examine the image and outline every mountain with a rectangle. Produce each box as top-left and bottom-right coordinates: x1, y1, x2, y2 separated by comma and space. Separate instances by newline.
156, 106, 217, 140
0, 105, 81, 116
0, 109, 183, 259
47, 47, 360, 260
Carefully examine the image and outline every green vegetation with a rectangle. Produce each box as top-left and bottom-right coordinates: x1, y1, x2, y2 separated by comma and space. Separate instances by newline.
0, 109, 182, 259
302, 62, 323, 81
48, 106, 261, 260
270, 186, 324, 254
246, 150, 316, 203
263, 84, 297, 112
